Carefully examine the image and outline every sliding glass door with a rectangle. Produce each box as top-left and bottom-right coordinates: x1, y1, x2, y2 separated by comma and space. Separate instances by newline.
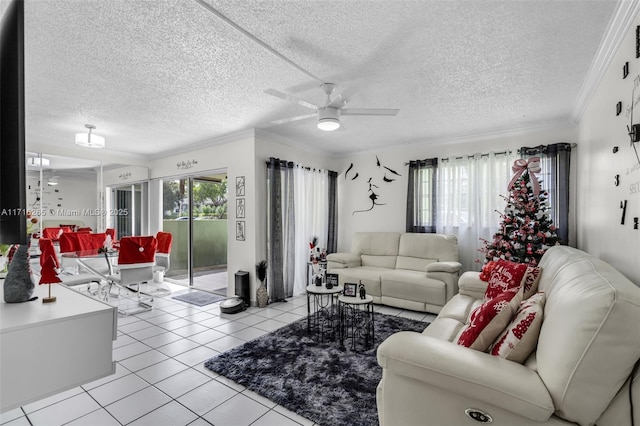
162, 178, 190, 284
108, 182, 147, 239
161, 172, 227, 292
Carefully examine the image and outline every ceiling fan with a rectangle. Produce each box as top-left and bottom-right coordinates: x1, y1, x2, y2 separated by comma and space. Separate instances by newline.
265, 83, 399, 131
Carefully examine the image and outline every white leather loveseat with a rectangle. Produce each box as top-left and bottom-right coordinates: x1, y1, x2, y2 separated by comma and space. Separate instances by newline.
327, 232, 462, 313
376, 246, 640, 426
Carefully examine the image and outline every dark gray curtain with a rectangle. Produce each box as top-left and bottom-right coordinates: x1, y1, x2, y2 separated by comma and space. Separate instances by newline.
327, 171, 338, 253
266, 157, 295, 302
282, 165, 295, 300
406, 158, 438, 233
267, 158, 337, 300
519, 143, 572, 245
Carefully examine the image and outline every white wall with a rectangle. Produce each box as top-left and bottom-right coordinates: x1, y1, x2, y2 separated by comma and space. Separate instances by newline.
147, 129, 334, 303
149, 131, 257, 300
577, 14, 640, 285
335, 126, 577, 255
103, 166, 149, 187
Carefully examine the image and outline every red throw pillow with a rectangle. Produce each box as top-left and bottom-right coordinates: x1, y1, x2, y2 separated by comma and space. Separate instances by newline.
479, 260, 497, 282
490, 292, 546, 363
483, 260, 529, 301
457, 289, 522, 351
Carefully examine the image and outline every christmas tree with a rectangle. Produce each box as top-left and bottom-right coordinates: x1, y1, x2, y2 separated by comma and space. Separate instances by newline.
479, 158, 560, 266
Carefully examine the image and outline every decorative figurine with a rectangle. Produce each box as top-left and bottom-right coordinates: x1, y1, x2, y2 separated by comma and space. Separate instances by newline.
358, 281, 366, 299
39, 254, 61, 303
4, 245, 37, 303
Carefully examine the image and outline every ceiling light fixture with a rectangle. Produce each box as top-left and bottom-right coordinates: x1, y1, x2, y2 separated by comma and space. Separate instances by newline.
317, 107, 341, 131
47, 176, 58, 186
27, 156, 50, 167
75, 124, 105, 148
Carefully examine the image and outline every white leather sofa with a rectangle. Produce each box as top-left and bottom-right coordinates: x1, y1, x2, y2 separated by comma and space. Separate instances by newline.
327, 232, 462, 313
376, 245, 640, 426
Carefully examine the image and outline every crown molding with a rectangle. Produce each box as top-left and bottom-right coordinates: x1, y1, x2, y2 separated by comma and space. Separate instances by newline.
340, 118, 575, 157
571, 0, 640, 124
149, 128, 258, 160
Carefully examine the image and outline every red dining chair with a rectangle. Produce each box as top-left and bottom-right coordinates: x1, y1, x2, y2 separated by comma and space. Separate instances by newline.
57, 232, 112, 292
107, 236, 158, 312
42, 227, 65, 241
153, 231, 172, 276
58, 232, 107, 256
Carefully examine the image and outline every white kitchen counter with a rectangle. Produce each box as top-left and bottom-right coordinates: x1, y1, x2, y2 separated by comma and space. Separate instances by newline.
0, 282, 116, 412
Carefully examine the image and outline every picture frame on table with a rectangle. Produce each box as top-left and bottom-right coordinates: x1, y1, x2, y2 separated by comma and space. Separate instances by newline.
325, 273, 339, 289
343, 282, 357, 297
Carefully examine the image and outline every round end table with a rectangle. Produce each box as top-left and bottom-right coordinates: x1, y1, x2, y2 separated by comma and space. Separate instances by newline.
306, 284, 343, 341
338, 294, 375, 351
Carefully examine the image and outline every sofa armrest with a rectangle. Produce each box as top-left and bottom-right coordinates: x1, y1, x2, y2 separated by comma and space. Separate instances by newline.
425, 261, 462, 273
425, 261, 462, 302
458, 271, 488, 299
326, 252, 361, 269
377, 332, 554, 422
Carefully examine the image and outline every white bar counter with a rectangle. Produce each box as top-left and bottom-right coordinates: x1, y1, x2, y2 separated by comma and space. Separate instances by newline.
0, 282, 116, 412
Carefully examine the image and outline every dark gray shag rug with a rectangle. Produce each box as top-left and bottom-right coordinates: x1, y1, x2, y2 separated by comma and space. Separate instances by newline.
171, 290, 226, 306
204, 313, 428, 426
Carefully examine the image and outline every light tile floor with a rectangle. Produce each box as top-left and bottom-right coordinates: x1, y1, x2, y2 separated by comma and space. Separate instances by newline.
0, 284, 436, 426
166, 270, 228, 295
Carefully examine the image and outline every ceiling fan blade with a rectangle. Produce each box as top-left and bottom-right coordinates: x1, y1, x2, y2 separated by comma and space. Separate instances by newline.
271, 113, 317, 125
341, 108, 399, 116
264, 88, 318, 110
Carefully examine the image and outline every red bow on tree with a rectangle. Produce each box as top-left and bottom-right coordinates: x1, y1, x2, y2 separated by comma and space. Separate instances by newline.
507, 157, 541, 196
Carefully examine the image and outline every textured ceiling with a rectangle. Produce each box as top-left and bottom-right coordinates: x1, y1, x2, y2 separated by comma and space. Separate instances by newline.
7, 0, 621, 160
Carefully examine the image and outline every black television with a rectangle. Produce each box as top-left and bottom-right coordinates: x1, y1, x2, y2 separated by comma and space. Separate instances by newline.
0, 0, 27, 244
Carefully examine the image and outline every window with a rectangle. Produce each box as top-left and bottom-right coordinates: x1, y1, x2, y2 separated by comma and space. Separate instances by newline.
406, 158, 437, 233
407, 146, 572, 271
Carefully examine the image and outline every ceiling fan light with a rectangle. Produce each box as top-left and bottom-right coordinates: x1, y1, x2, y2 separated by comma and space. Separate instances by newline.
317, 118, 340, 131
75, 124, 106, 148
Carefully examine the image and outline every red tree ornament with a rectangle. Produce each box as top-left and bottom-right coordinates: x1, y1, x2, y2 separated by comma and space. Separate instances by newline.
39, 254, 61, 303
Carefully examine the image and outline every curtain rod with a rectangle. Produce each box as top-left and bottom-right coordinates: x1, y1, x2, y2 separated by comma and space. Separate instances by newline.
440, 150, 512, 162
404, 142, 578, 165
265, 159, 337, 175
404, 150, 511, 165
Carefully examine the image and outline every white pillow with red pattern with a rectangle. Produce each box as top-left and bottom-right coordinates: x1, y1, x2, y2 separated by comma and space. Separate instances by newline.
456, 289, 523, 351
489, 292, 546, 363
521, 265, 542, 299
